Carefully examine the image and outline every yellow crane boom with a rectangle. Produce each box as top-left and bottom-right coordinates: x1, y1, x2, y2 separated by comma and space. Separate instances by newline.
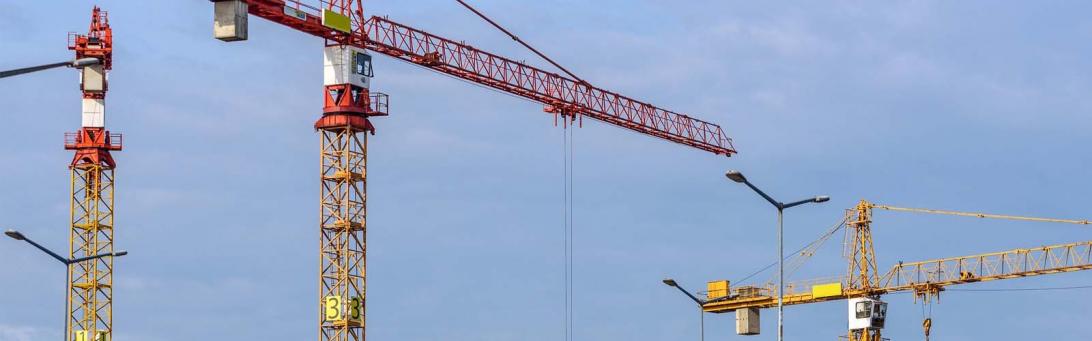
880, 241, 1092, 294
702, 240, 1092, 312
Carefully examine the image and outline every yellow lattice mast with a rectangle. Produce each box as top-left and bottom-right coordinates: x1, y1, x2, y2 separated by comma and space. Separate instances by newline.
845, 200, 881, 341
68, 164, 117, 341
66, 6, 121, 341
846, 201, 879, 291
318, 125, 368, 340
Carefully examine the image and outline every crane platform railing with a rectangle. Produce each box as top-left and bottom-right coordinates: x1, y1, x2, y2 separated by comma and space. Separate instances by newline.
64, 132, 123, 150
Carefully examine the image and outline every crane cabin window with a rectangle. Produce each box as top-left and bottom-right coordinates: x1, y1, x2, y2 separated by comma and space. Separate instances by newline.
353, 52, 373, 77
855, 301, 871, 319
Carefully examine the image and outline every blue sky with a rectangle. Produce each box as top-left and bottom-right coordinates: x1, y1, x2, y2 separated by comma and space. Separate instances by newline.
1, 1, 1090, 340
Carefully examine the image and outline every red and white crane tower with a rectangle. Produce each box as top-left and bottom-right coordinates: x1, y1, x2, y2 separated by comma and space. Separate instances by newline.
65, 6, 123, 341
210, 1, 736, 340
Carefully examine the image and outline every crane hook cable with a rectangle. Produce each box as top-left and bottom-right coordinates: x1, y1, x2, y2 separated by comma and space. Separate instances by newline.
562, 124, 575, 340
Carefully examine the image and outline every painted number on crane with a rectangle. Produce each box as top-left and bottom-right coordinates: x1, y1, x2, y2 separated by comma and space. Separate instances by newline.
350, 296, 362, 321
324, 296, 343, 321
74, 331, 109, 341
324, 295, 362, 323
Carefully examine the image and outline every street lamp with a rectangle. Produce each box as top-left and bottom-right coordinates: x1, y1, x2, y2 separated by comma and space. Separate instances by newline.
724, 171, 828, 341
5, 229, 127, 340
0, 57, 100, 79
663, 278, 705, 341
4, 230, 26, 240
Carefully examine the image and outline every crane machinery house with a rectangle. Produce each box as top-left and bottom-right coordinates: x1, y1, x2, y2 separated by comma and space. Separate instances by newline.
324, 46, 373, 90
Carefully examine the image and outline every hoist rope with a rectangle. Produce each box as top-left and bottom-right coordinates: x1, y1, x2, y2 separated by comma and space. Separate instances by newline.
562, 125, 575, 340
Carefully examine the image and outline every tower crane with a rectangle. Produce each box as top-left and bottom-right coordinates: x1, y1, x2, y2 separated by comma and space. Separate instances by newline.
207, 1, 737, 340
65, 6, 123, 341
701, 200, 1091, 340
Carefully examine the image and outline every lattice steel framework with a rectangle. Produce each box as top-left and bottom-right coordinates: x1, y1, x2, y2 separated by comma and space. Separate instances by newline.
880, 241, 1092, 291
225, 0, 736, 157
847, 329, 882, 341
318, 124, 368, 341
68, 164, 116, 340
844, 200, 882, 341
846, 201, 879, 291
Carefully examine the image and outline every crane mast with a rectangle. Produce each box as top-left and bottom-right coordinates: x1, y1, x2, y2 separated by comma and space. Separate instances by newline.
209, 1, 736, 341
844, 201, 881, 341
65, 6, 122, 341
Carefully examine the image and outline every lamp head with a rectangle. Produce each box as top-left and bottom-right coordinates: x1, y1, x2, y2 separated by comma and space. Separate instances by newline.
4, 230, 25, 241
114, 250, 128, 257
662, 278, 678, 287
71, 58, 101, 68
814, 196, 831, 203
725, 170, 746, 183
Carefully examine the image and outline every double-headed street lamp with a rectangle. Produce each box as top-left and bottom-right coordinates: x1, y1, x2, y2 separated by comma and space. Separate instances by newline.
0, 58, 100, 79
5, 229, 128, 264
663, 278, 705, 341
724, 171, 828, 341
5, 229, 127, 340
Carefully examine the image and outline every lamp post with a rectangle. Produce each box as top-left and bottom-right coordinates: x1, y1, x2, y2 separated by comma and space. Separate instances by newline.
724, 171, 828, 341
663, 278, 705, 341
0, 58, 100, 79
5, 229, 127, 340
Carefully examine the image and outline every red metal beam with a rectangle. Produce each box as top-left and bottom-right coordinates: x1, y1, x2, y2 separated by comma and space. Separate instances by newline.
241, 0, 736, 156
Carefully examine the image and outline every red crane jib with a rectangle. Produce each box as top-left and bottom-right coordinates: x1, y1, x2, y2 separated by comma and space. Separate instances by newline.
241, 0, 736, 156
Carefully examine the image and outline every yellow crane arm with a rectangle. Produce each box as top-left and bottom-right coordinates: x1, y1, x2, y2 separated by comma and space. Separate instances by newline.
702, 240, 1092, 313
869, 203, 1090, 225
876, 241, 1092, 294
